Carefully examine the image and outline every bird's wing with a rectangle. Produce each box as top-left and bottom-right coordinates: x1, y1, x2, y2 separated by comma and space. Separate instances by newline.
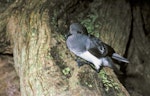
86, 35, 114, 58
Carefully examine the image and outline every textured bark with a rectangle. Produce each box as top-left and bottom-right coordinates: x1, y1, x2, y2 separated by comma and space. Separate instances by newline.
3, 0, 51, 95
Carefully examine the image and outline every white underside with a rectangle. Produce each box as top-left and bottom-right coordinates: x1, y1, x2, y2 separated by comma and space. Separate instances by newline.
78, 51, 112, 70
78, 51, 102, 70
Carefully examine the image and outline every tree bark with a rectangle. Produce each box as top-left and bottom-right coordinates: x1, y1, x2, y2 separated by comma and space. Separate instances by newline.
6, 0, 51, 95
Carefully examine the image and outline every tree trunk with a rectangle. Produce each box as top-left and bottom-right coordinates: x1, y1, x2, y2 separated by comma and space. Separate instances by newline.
2, 0, 150, 96
6, 1, 51, 95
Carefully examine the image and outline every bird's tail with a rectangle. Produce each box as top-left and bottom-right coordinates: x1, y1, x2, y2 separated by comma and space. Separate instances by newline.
112, 53, 129, 63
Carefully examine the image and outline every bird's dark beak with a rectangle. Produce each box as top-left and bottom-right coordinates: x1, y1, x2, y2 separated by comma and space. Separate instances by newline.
65, 32, 71, 39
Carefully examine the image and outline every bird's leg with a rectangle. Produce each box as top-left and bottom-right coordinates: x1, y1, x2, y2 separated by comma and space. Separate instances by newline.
85, 62, 102, 73
87, 63, 100, 73
75, 57, 85, 67
75, 57, 92, 67
75, 57, 102, 73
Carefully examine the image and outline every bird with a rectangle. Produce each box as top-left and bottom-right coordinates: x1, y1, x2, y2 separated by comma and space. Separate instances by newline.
66, 23, 129, 72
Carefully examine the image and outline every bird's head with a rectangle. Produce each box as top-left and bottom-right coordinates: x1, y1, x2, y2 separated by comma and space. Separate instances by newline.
69, 23, 88, 35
